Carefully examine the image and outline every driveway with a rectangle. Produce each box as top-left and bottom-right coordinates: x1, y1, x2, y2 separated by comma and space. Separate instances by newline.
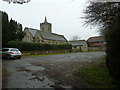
2, 51, 105, 89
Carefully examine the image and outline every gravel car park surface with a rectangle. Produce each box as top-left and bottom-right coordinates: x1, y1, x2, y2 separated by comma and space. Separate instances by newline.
2, 51, 105, 89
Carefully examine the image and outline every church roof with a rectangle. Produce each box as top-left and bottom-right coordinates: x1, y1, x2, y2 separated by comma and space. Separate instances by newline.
40, 31, 67, 41
25, 27, 38, 37
25, 27, 67, 41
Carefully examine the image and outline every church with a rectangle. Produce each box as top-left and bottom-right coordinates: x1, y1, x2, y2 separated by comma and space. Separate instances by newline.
22, 17, 68, 44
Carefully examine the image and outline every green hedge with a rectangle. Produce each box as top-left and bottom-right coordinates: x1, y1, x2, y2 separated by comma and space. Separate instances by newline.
7, 41, 72, 51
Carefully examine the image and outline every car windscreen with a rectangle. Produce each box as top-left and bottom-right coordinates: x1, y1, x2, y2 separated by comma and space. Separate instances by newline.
2, 49, 9, 51
10, 49, 19, 52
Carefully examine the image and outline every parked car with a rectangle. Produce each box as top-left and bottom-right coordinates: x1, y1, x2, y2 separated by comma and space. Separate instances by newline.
2, 48, 22, 59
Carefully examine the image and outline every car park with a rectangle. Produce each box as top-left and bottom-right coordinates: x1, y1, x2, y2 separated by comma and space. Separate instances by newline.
2, 48, 22, 59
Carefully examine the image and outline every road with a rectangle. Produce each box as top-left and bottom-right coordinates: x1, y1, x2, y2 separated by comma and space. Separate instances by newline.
2, 51, 105, 89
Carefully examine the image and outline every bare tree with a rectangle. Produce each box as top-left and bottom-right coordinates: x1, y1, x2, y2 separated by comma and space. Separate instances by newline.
71, 35, 81, 41
2, 0, 30, 4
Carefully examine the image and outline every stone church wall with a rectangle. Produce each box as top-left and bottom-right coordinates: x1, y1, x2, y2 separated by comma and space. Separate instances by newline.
22, 29, 34, 42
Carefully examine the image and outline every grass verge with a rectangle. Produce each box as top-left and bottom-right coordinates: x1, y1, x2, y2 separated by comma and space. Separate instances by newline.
73, 58, 116, 88
22, 51, 82, 57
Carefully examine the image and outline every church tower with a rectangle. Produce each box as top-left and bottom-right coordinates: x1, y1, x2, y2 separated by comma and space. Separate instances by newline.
40, 17, 52, 33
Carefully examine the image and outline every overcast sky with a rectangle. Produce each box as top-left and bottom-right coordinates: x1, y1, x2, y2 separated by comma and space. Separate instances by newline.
0, 0, 100, 40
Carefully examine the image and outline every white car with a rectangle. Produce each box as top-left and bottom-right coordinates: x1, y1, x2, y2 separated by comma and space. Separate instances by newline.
2, 48, 22, 59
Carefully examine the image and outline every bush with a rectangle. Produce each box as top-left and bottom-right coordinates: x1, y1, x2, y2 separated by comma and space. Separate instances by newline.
7, 41, 72, 51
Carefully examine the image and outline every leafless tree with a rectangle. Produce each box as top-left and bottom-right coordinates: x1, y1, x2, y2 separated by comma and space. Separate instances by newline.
71, 35, 81, 41
2, 0, 30, 4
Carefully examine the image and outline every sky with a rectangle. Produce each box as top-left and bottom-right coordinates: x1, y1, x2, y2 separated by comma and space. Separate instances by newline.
0, 0, 100, 40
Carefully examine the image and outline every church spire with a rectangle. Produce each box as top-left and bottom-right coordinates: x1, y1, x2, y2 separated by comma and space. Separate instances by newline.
40, 17, 52, 33
44, 16, 47, 23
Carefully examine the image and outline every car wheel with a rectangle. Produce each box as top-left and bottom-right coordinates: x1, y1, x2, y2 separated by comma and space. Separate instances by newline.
6, 55, 10, 60
17, 56, 21, 59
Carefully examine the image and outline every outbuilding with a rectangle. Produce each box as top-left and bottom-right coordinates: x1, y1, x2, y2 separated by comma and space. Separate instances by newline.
68, 40, 88, 52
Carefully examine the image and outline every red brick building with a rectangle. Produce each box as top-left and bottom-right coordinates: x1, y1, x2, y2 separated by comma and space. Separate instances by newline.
87, 36, 106, 50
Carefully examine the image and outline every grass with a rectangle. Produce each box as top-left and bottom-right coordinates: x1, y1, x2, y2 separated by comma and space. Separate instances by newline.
22, 51, 82, 57
23, 54, 49, 57
74, 58, 116, 88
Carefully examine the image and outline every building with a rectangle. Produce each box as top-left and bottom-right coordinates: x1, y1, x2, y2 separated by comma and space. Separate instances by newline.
87, 36, 106, 50
22, 17, 68, 44
68, 40, 88, 52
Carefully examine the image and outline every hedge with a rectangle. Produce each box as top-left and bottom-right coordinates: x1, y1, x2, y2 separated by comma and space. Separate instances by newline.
7, 41, 72, 51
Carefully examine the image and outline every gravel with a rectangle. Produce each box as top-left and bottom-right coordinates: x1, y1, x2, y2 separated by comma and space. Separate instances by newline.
2, 51, 105, 89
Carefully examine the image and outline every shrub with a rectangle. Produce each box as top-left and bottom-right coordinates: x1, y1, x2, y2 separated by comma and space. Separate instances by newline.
7, 41, 72, 51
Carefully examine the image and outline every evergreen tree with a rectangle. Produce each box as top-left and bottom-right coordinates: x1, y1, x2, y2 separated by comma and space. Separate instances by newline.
15, 23, 25, 41
2, 11, 9, 47
2, 11, 25, 47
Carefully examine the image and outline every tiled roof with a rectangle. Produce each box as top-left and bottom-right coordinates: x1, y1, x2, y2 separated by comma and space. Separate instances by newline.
68, 40, 86, 46
40, 31, 67, 41
87, 36, 105, 43
25, 27, 67, 41
26, 27, 38, 37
